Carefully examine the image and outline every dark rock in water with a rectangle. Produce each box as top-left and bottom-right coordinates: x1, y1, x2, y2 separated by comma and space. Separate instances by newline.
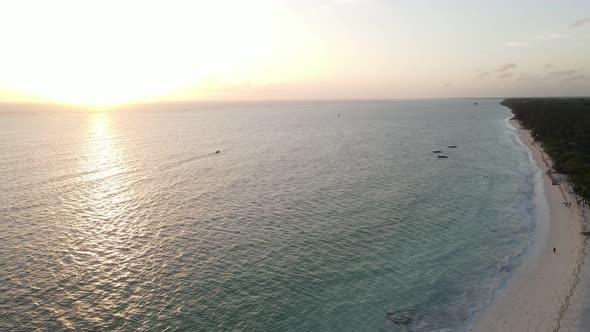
386, 309, 417, 326
432, 150, 442, 153
438, 155, 448, 159
448, 145, 457, 148
215, 150, 220, 154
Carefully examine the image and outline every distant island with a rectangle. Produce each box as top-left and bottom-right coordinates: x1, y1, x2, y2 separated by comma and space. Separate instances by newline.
502, 98, 590, 203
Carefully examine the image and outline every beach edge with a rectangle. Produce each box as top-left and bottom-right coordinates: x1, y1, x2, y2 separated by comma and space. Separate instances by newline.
472, 117, 586, 331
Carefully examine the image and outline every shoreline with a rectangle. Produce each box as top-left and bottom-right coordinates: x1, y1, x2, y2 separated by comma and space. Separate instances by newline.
472, 118, 586, 331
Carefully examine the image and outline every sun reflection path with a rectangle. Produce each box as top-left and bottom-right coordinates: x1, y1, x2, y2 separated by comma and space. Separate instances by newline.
88, 112, 117, 167
82, 112, 133, 215
60, 112, 151, 327
81, 111, 144, 228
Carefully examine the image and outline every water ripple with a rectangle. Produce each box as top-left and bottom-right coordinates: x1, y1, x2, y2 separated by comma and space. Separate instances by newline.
0, 100, 535, 331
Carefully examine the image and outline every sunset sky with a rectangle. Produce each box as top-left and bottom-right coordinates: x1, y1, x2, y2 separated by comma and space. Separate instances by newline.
0, 0, 589, 106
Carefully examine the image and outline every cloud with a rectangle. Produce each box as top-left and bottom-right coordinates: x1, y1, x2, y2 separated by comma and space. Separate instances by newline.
546, 69, 580, 79
516, 73, 539, 82
477, 72, 490, 79
534, 33, 571, 40
567, 74, 585, 81
505, 32, 570, 49
496, 63, 517, 72
477, 64, 516, 80
505, 41, 527, 48
570, 17, 590, 28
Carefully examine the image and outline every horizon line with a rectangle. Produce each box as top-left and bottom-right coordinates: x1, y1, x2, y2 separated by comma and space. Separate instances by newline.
1, 96, 589, 109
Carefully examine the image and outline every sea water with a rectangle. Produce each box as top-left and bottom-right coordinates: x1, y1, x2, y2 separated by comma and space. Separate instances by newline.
0, 100, 537, 331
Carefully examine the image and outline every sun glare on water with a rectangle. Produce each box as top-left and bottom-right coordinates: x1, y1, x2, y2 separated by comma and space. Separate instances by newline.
0, 0, 297, 107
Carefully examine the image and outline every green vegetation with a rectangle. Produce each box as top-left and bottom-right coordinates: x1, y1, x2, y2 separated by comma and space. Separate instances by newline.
502, 98, 590, 201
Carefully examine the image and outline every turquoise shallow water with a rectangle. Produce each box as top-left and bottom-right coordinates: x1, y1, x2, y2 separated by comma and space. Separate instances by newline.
0, 100, 536, 331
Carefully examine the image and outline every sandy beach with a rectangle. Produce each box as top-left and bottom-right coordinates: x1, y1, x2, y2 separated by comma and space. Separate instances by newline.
473, 119, 587, 331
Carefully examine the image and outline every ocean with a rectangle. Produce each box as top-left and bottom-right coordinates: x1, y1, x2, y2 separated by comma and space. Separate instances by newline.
0, 100, 537, 331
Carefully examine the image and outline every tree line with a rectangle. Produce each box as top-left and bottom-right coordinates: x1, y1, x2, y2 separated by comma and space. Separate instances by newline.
502, 98, 590, 201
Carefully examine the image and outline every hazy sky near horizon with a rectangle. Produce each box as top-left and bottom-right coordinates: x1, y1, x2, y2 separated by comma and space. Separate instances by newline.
0, 0, 589, 105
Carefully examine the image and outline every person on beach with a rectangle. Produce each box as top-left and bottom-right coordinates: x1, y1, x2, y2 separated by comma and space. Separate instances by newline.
553, 248, 556, 253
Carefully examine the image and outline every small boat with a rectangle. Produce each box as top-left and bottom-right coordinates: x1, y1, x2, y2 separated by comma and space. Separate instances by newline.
448, 145, 457, 148
438, 155, 449, 159
474, 102, 478, 105
432, 150, 442, 153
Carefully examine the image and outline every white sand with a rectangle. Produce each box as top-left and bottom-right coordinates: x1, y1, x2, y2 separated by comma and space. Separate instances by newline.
472, 120, 586, 332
